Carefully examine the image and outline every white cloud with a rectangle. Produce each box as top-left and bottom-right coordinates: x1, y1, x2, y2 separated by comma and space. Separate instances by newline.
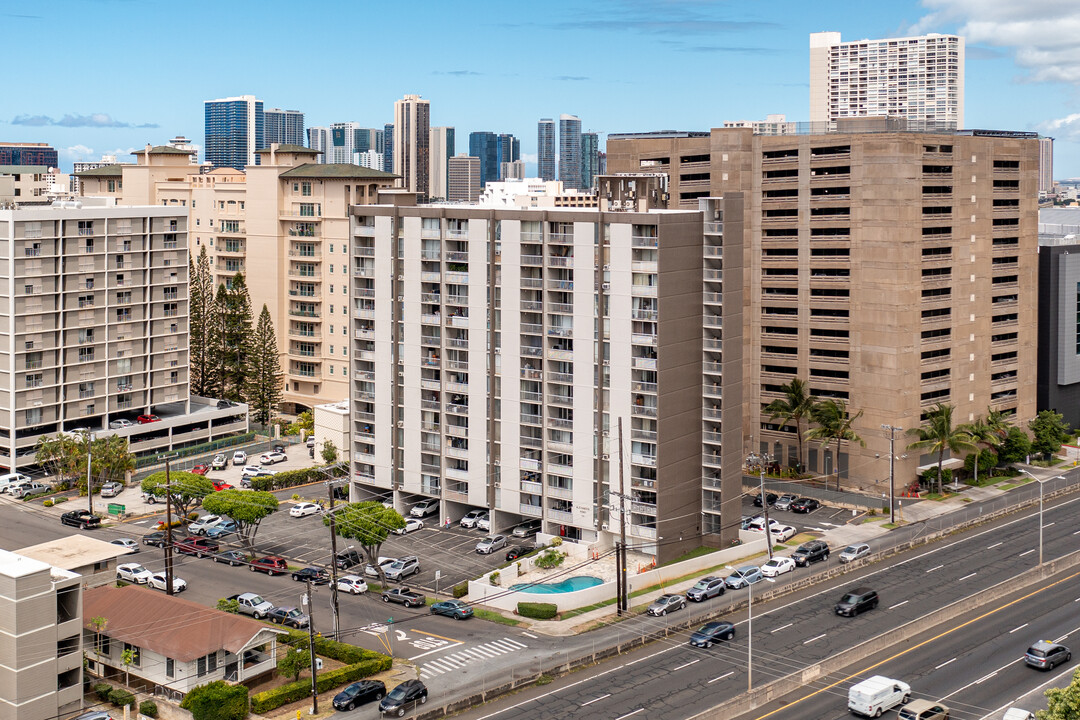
520, 152, 538, 164
59, 144, 94, 161
1039, 113, 1080, 141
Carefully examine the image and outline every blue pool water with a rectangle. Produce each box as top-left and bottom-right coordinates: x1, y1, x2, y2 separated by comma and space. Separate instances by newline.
510, 576, 604, 594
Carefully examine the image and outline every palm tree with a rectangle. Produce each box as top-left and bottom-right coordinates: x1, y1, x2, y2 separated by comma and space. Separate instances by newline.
764, 378, 818, 473
806, 399, 865, 491
960, 415, 1002, 484
906, 403, 975, 495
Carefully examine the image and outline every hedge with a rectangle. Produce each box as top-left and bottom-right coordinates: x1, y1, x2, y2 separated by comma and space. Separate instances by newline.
453, 582, 469, 598
250, 656, 392, 714
517, 602, 558, 619
249, 465, 346, 492
108, 688, 136, 708
139, 700, 159, 718
94, 682, 112, 702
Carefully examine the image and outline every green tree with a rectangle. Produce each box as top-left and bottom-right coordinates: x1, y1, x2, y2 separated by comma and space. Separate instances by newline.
277, 646, 311, 682
763, 378, 818, 472
140, 471, 213, 520
321, 439, 338, 465
324, 501, 405, 585
216, 274, 255, 402
906, 403, 975, 495
216, 597, 240, 614
121, 647, 136, 687
35, 433, 83, 485
291, 410, 315, 438
36, 433, 134, 494
202, 489, 278, 551
246, 305, 283, 425
959, 415, 1002, 483
805, 398, 864, 491
88, 616, 108, 655
998, 427, 1033, 465
90, 434, 135, 486
1030, 410, 1071, 460
179, 680, 248, 720
189, 246, 218, 397
1040, 666, 1080, 719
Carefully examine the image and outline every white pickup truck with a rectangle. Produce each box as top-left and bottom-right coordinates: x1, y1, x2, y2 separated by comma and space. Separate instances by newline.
226, 592, 275, 619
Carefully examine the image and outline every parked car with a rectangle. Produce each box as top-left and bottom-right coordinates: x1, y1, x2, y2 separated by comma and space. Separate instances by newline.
897, 699, 950, 720
0, 472, 31, 493
725, 566, 763, 589
175, 536, 219, 557
73, 712, 116, 720
741, 515, 760, 530
770, 525, 797, 542
211, 454, 228, 470
116, 562, 153, 584
136, 414, 160, 424
393, 518, 424, 535
217, 399, 238, 409
364, 557, 396, 577
189, 515, 228, 535
384, 556, 420, 581
272, 444, 286, 453
773, 494, 798, 511
333, 680, 386, 711
110, 538, 139, 554
260, 451, 288, 465
761, 556, 796, 577
268, 606, 309, 629
291, 567, 330, 584
686, 576, 726, 602
190, 464, 210, 476
512, 519, 542, 538
142, 531, 166, 547
306, 437, 316, 448
109, 419, 134, 430
430, 599, 474, 620
11, 481, 48, 498
290, 502, 322, 518
60, 510, 101, 529
477, 513, 491, 531
840, 543, 872, 563
646, 593, 686, 617
1026, 640, 1072, 670
148, 573, 186, 592
475, 535, 507, 555
505, 546, 531, 561
410, 498, 439, 518
203, 520, 239, 539
379, 679, 428, 717
232, 451, 248, 465
689, 621, 735, 648
211, 480, 234, 492
792, 540, 830, 566
100, 481, 124, 498
459, 509, 486, 528
250, 556, 288, 575
335, 548, 364, 570
239, 471, 275, 488
241, 465, 267, 478
227, 592, 275, 619
835, 587, 879, 617
790, 497, 821, 514
382, 587, 426, 608
753, 492, 778, 507
337, 575, 369, 595
213, 550, 249, 566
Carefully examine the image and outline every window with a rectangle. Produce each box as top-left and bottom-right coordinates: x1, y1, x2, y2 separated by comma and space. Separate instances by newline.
169, 371, 178, 384
78, 294, 95, 308
79, 347, 95, 363
116, 308, 131, 322
116, 376, 132, 391
25, 373, 42, 388
166, 658, 174, 679
25, 352, 42, 370
79, 382, 95, 398
25, 408, 41, 425
116, 291, 131, 305
122, 643, 141, 667
78, 328, 94, 344
301, 182, 312, 196
117, 358, 131, 373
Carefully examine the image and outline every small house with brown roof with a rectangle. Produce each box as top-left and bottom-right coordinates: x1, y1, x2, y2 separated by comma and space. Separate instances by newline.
83, 584, 285, 695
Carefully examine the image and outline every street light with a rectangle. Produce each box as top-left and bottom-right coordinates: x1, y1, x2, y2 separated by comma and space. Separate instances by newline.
747, 453, 775, 560
881, 425, 903, 525
1019, 469, 1066, 565
726, 565, 774, 692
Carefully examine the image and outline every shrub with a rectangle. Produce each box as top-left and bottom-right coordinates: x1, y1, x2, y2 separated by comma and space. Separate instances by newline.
550, 536, 563, 546
489, 571, 501, 586
291, 493, 300, 500
94, 682, 113, 702
217, 597, 240, 614
187, 512, 199, 521
517, 602, 558, 619
534, 549, 565, 570
139, 700, 159, 718
53, 496, 68, 504
43, 499, 53, 507
453, 582, 469, 598
108, 688, 136, 708
250, 655, 392, 713
180, 680, 248, 720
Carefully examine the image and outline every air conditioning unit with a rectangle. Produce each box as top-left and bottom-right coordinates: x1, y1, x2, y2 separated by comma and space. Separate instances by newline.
396, 420, 404, 428
494, 459, 500, 466
397, 296, 404, 302
494, 481, 501, 487
601, 523, 609, 531
397, 275, 404, 281
494, 347, 501, 354
601, 283, 610, 291
601, 453, 610, 460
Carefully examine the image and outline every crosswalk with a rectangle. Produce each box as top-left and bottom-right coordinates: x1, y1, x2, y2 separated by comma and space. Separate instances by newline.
418, 637, 528, 679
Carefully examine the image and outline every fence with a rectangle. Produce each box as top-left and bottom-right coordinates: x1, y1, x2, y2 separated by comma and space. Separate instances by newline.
745, 477, 882, 510
133, 434, 302, 480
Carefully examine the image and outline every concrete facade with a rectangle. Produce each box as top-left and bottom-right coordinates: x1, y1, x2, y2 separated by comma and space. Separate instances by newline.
393, 95, 431, 199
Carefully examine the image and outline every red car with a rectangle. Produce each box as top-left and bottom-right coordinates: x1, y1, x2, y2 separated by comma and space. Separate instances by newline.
191, 464, 210, 476
212, 480, 234, 492
175, 536, 219, 557
137, 414, 160, 424
250, 556, 288, 576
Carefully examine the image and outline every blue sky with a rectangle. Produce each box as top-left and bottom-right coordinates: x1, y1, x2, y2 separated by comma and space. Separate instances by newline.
8, 0, 1080, 177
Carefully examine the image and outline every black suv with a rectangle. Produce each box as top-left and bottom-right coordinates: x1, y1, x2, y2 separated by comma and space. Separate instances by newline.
335, 548, 363, 569
792, 540, 829, 566
835, 587, 879, 617
379, 679, 428, 716
753, 492, 778, 507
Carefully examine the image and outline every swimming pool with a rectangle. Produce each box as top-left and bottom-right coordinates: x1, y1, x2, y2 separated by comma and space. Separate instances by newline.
510, 576, 604, 594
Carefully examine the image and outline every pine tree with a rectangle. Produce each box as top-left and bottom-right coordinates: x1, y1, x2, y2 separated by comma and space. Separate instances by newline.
246, 305, 283, 425
188, 247, 210, 396
218, 274, 255, 401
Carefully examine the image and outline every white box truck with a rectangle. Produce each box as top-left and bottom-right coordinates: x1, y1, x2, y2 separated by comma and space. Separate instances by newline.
848, 676, 911, 717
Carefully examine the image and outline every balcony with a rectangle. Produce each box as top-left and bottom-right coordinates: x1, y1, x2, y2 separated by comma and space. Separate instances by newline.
632, 235, 658, 248
521, 255, 543, 266
520, 504, 543, 518
547, 508, 574, 523
547, 485, 574, 501
631, 524, 657, 540
632, 453, 657, 468
632, 285, 657, 297
521, 480, 543, 494
521, 300, 542, 311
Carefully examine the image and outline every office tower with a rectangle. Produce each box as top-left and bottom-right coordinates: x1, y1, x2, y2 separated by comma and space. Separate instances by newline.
1037, 219, 1080, 429
204, 95, 264, 170
383, 123, 394, 174
810, 31, 965, 129
350, 193, 712, 560
558, 114, 582, 189
500, 160, 525, 180
608, 119, 1038, 494
264, 108, 305, 147
468, 132, 498, 187
0, 143, 58, 168
0, 549, 83, 720
393, 95, 430, 198
498, 134, 520, 180
307, 127, 329, 163
430, 126, 455, 201
537, 119, 556, 181
328, 122, 360, 164
1039, 137, 1054, 195
446, 154, 480, 201
580, 132, 599, 190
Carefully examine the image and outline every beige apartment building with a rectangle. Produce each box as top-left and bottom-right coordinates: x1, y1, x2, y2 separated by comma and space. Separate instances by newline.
78, 144, 397, 413
608, 120, 1039, 490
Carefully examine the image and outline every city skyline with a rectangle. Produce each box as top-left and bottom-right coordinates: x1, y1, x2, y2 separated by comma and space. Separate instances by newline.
6, 1, 1080, 176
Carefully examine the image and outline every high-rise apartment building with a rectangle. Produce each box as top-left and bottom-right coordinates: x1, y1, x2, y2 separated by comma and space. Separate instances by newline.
204, 95, 264, 170
167, 136, 200, 164
349, 192, 723, 560
354, 150, 385, 171
446, 154, 480, 202
558, 115, 582, 189
0, 143, 58, 168
580, 132, 599, 190
307, 127, 329, 162
607, 121, 1039, 490
1039, 137, 1054, 195
724, 114, 798, 135
264, 108, 305, 147
393, 95, 430, 199
537, 119, 556, 181
383, 123, 395, 174
430, 127, 455, 201
500, 160, 525, 181
810, 32, 964, 129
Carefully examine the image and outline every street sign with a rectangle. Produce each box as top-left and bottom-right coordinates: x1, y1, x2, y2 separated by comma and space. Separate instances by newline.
107, 503, 125, 516
434, 570, 441, 581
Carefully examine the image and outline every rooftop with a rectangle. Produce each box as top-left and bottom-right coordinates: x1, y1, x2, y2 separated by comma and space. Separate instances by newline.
280, 163, 397, 180
0, 548, 52, 579
18, 535, 131, 571
0, 165, 50, 175
131, 146, 194, 156
74, 165, 126, 177
255, 144, 319, 155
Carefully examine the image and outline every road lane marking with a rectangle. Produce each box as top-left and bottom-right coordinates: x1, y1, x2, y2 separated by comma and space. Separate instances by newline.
803, 633, 826, 645
522, 632, 538, 638
1020, 549, 1036, 556
1009, 623, 1029, 634
1045, 522, 1056, 528
889, 600, 909, 610
926, 564, 944, 573
1055, 634, 1070, 643
987, 542, 1003, 549
958, 573, 977, 581
409, 642, 463, 661
974, 670, 998, 684
935, 658, 956, 669
771, 623, 793, 633
672, 659, 700, 671
581, 694, 610, 707
709, 671, 735, 684
410, 629, 462, 643
615, 710, 645, 720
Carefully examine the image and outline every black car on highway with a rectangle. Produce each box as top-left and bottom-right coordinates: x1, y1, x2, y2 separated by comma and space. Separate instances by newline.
689, 621, 735, 648
835, 587, 879, 617
333, 680, 386, 711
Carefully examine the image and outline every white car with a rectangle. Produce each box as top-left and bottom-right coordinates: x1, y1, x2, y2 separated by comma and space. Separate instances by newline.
746, 517, 784, 533
839, 543, 871, 563
364, 557, 396, 578
337, 575, 369, 595
477, 513, 491, 531
109, 419, 134, 429
459, 509, 486, 528
290, 502, 321, 518
232, 451, 247, 466
410, 499, 439, 518
260, 451, 288, 465
393, 518, 424, 535
116, 563, 153, 584
240, 465, 266, 478
475, 535, 507, 554
760, 556, 796, 578
770, 525, 797, 542
148, 573, 186, 592
189, 514, 227, 535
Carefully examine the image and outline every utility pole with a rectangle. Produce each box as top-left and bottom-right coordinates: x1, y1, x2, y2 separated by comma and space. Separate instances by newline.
759, 453, 774, 560
323, 466, 345, 640
881, 425, 902, 526
86, 435, 94, 517
617, 418, 628, 614
305, 579, 319, 714
163, 455, 176, 596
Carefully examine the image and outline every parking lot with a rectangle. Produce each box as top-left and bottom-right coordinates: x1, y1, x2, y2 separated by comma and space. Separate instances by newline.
740, 493, 854, 539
